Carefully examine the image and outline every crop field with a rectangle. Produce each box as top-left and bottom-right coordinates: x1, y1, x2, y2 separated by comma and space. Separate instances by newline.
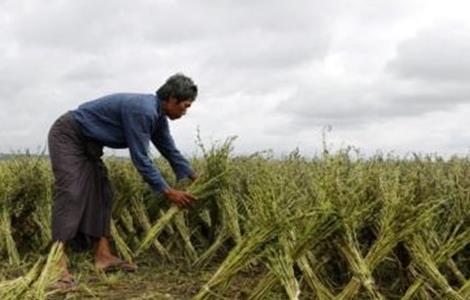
0, 140, 469, 299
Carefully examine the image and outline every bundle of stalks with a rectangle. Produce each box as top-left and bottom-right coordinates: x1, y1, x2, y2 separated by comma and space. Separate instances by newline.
0, 161, 20, 266
193, 225, 278, 300
107, 159, 144, 217
0, 157, 53, 263
400, 158, 470, 299
108, 158, 173, 259
335, 165, 444, 300
32, 204, 52, 252
136, 138, 234, 261
0, 210, 20, 266
249, 211, 339, 299
338, 206, 440, 299
247, 153, 338, 297
265, 243, 300, 300
195, 153, 319, 299
119, 208, 137, 238
339, 237, 385, 300
401, 221, 470, 298
173, 211, 198, 261
0, 258, 44, 299
135, 171, 228, 256
296, 252, 335, 300
186, 137, 236, 260
135, 139, 234, 258
305, 151, 382, 299
406, 236, 464, 300
219, 191, 242, 244
192, 190, 240, 268
29, 242, 65, 299
0, 242, 64, 300
111, 219, 134, 263
192, 224, 228, 268
129, 195, 171, 260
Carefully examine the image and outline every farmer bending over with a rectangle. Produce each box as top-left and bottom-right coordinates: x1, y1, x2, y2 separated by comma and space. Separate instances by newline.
48, 73, 198, 289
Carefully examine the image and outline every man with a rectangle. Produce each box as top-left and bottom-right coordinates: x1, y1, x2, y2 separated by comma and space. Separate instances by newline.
48, 73, 198, 289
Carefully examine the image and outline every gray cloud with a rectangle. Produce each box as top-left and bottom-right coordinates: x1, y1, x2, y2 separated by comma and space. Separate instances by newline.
1, 0, 469, 156
280, 22, 470, 132
281, 78, 470, 131
387, 23, 470, 82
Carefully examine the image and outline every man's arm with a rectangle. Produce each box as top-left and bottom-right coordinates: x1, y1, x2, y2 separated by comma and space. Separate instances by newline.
122, 109, 195, 207
121, 110, 170, 193
151, 116, 195, 181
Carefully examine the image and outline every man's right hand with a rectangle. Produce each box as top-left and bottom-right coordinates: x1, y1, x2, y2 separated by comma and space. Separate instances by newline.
163, 187, 197, 208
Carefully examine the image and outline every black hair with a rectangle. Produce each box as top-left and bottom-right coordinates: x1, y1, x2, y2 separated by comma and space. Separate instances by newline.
156, 73, 198, 102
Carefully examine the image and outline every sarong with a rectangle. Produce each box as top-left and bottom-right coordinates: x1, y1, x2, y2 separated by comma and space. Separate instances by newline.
48, 112, 113, 244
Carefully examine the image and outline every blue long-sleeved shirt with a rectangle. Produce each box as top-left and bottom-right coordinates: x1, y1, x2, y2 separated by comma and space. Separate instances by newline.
71, 93, 194, 193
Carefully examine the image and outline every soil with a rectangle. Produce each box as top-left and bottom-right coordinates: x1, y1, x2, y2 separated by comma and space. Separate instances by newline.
1, 254, 300, 299
45, 255, 284, 299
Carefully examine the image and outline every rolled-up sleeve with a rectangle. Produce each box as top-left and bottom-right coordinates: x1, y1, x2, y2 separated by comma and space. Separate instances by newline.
152, 116, 194, 181
121, 109, 169, 193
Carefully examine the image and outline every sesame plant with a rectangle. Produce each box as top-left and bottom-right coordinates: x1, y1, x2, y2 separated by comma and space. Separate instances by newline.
0, 145, 469, 299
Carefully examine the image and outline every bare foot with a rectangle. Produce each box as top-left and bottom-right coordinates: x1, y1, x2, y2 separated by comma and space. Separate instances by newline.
94, 237, 137, 272
52, 252, 78, 291
95, 254, 137, 272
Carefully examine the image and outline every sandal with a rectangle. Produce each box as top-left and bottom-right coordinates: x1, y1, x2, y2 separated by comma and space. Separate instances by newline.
98, 258, 137, 273
50, 277, 79, 291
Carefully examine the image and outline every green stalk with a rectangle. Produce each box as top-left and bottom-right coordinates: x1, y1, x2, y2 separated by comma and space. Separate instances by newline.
129, 196, 171, 260
135, 171, 228, 256
30, 242, 64, 299
111, 219, 134, 263
135, 205, 180, 256
0, 210, 20, 266
193, 226, 277, 300
0, 258, 44, 300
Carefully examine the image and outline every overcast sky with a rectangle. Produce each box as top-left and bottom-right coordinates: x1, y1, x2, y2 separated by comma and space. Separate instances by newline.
1, 0, 470, 157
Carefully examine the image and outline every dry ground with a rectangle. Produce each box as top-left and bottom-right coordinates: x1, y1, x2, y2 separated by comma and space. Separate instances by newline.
1, 253, 290, 300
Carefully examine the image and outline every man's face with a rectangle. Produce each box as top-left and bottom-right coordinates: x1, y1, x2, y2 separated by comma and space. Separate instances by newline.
164, 97, 192, 120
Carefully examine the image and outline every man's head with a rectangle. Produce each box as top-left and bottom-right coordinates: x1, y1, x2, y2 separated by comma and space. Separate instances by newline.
157, 73, 198, 120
